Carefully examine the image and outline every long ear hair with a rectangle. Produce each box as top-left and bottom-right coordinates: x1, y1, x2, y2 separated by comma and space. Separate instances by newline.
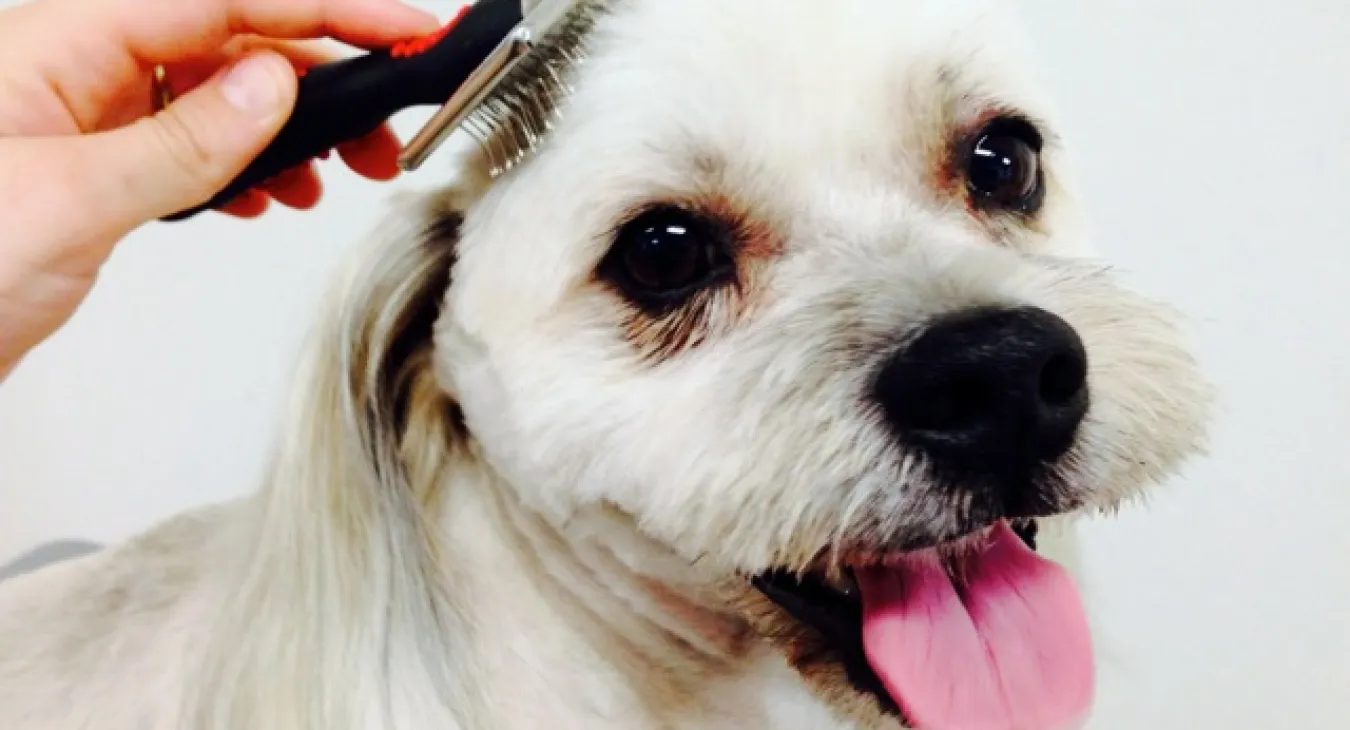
186, 189, 475, 730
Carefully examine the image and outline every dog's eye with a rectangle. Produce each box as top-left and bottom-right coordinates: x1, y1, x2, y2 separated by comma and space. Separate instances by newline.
965, 117, 1044, 214
604, 205, 730, 304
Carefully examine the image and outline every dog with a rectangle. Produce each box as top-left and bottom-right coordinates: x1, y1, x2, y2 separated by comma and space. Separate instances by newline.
0, 0, 1212, 728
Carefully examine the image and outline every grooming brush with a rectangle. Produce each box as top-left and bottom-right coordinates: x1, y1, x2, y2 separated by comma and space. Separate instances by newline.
161, 0, 599, 222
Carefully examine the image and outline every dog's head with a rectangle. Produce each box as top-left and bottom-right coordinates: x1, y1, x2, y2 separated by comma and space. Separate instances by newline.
331, 0, 1211, 725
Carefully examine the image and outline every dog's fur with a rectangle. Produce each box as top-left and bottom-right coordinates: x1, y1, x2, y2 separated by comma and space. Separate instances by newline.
0, 1, 1212, 728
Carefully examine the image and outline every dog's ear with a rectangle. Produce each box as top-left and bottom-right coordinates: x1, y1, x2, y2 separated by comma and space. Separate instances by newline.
281, 189, 468, 510
326, 192, 467, 506
190, 191, 470, 730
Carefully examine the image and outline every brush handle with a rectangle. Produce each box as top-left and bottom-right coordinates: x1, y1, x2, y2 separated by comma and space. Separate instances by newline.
160, 0, 525, 222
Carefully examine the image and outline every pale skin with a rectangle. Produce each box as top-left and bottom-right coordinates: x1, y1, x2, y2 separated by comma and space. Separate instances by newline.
0, 0, 444, 379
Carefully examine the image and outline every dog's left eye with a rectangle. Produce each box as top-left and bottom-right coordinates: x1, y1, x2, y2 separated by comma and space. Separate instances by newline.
964, 117, 1045, 215
602, 205, 732, 306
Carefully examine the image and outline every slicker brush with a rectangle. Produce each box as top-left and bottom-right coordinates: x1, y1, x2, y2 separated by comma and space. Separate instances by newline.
162, 0, 606, 221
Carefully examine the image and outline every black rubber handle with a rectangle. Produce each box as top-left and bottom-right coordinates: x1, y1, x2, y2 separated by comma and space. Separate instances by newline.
161, 0, 525, 222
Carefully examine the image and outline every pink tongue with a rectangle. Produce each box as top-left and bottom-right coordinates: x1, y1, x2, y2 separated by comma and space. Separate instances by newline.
856, 521, 1093, 730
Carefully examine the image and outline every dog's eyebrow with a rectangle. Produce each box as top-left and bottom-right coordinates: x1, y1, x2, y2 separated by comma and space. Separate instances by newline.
932, 62, 1061, 148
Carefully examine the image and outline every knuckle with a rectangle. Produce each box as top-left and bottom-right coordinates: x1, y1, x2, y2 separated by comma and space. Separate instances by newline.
145, 109, 218, 186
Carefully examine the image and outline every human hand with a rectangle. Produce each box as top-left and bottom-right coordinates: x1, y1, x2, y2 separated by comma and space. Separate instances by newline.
0, 0, 442, 379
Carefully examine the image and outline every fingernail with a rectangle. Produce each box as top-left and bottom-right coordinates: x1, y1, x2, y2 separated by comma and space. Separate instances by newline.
221, 54, 285, 121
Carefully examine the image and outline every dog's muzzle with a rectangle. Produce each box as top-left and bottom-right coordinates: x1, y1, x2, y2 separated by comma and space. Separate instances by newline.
747, 305, 1097, 726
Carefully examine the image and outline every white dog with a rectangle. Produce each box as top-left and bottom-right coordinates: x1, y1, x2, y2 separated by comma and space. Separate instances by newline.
0, 0, 1212, 728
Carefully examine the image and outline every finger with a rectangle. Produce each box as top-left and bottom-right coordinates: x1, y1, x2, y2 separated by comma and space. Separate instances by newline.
71, 49, 298, 235
101, 38, 351, 129
225, 36, 355, 67
336, 125, 404, 181
163, 37, 354, 90
6, 0, 436, 134
81, 0, 442, 65
220, 188, 271, 218
261, 164, 324, 209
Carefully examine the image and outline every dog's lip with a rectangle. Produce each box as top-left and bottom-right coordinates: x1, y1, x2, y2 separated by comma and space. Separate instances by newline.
800, 516, 1040, 575
750, 518, 1040, 722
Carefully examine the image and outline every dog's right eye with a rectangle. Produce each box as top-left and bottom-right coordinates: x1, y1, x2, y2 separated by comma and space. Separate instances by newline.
601, 205, 732, 308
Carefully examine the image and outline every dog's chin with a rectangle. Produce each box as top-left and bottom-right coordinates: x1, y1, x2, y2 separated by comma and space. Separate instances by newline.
742, 518, 1043, 728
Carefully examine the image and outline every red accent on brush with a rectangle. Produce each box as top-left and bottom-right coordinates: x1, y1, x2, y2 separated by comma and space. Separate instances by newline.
391, 4, 472, 58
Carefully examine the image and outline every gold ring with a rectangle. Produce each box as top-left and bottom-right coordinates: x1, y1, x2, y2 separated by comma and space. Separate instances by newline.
151, 64, 174, 112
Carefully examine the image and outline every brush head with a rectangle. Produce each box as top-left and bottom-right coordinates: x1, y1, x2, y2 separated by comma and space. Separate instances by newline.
398, 0, 608, 177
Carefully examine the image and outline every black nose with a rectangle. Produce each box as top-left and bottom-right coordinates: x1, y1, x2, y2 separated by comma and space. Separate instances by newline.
872, 306, 1089, 489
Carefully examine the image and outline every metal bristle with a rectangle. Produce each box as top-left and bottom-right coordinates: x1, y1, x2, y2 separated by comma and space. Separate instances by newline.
465, 0, 608, 177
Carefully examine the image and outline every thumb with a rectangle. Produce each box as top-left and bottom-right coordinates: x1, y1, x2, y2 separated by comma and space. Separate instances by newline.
83, 50, 298, 229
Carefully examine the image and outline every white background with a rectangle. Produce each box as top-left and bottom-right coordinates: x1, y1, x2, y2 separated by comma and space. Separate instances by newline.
1, 0, 1347, 727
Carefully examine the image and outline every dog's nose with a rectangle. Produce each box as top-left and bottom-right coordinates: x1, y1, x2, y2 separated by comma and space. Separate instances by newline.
873, 306, 1089, 484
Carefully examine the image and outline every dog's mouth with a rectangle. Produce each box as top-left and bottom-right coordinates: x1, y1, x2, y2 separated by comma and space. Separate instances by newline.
751, 518, 1095, 729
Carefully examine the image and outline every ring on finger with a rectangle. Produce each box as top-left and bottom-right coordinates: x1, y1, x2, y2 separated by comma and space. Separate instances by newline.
151, 64, 175, 112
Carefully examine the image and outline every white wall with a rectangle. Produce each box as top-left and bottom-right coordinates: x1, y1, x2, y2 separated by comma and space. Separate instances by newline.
2, 0, 1347, 727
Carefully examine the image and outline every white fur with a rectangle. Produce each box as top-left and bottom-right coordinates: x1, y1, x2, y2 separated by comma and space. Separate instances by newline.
0, 1, 1211, 728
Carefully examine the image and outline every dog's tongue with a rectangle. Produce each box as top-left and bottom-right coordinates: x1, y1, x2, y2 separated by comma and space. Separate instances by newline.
856, 521, 1093, 730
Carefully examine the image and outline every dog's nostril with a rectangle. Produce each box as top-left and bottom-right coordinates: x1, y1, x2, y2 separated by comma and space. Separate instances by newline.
871, 306, 1089, 492
1039, 351, 1086, 407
